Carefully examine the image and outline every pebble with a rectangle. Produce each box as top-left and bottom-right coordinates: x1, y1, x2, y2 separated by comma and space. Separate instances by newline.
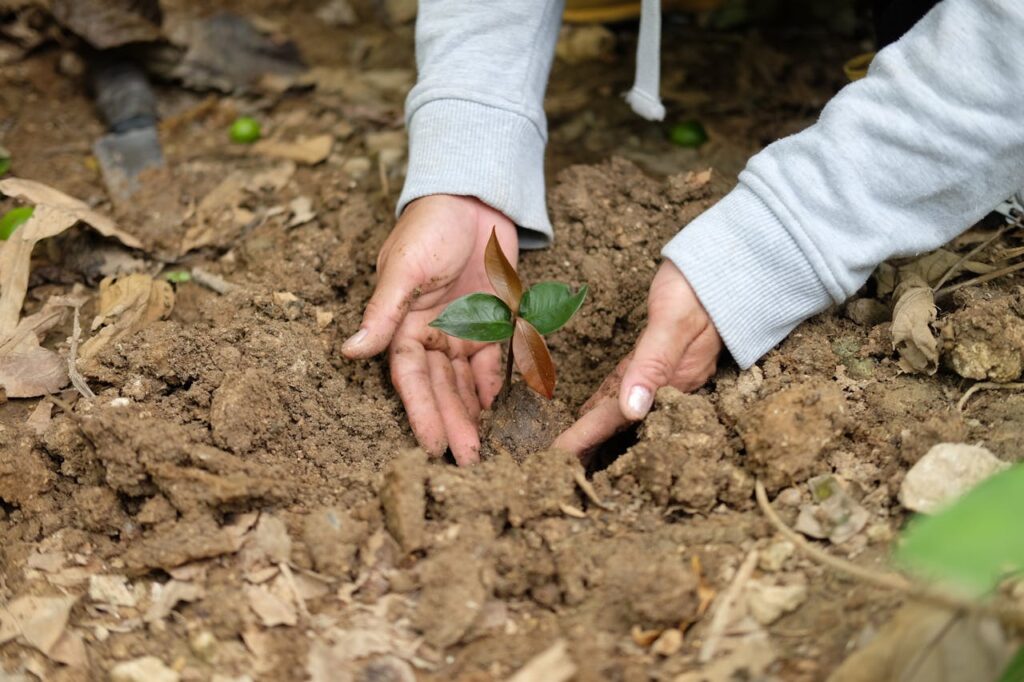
899, 442, 1010, 514
110, 656, 180, 682
745, 579, 808, 625
758, 540, 795, 573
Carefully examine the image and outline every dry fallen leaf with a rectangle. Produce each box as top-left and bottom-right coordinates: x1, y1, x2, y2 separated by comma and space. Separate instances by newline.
144, 580, 205, 623
246, 584, 297, 627
25, 400, 53, 435
0, 594, 78, 656
89, 574, 137, 608
0, 297, 68, 397
77, 274, 174, 370
180, 161, 295, 253
506, 640, 577, 682
287, 196, 316, 228
891, 274, 938, 374
253, 135, 333, 166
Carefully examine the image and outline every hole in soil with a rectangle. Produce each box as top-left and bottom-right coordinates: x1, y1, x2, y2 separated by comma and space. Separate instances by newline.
586, 423, 640, 475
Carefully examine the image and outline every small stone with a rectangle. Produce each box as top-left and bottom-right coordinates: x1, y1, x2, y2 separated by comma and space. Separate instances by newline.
758, 540, 795, 573
865, 523, 894, 545
651, 628, 683, 657
58, 51, 86, 78
746, 579, 808, 625
899, 443, 1010, 514
188, 630, 217, 663
341, 157, 372, 180
110, 656, 180, 682
845, 298, 890, 327
316, 0, 357, 26
89, 575, 137, 607
315, 309, 334, 330
272, 291, 302, 320
775, 487, 803, 508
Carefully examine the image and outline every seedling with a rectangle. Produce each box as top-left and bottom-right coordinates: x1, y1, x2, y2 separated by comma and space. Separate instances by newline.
430, 227, 587, 399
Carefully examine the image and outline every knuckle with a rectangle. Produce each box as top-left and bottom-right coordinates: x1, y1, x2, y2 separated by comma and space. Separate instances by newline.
633, 354, 675, 385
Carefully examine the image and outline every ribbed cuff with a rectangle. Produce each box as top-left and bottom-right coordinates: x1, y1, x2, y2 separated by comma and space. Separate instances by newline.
398, 98, 553, 249
662, 184, 834, 369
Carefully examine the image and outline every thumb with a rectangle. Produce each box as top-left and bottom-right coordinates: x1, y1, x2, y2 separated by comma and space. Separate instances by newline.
342, 264, 420, 359
618, 264, 704, 420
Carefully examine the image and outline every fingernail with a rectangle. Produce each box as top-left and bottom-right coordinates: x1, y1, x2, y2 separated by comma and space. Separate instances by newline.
342, 329, 368, 351
626, 385, 653, 419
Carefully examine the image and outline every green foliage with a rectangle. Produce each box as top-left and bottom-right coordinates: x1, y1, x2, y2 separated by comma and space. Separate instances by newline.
0, 149, 10, 176
0, 205, 34, 240
229, 116, 262, 144
668, 120, 708, 148
998, 646, 1024, 682
895, 463, 1024, 594
428, 293, 514, 342
519, 282, 588, 335
163, 270, 192, 283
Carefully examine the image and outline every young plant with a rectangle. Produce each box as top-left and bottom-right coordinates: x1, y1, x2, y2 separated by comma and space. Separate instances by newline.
429, 227, 587, 399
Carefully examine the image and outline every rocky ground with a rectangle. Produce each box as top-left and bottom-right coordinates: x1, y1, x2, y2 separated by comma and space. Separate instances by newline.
1, 2, 1022, 681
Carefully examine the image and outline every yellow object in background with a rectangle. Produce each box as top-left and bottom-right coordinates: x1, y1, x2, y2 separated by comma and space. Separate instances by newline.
843, 52, 875, 81
564, 0, 724, 23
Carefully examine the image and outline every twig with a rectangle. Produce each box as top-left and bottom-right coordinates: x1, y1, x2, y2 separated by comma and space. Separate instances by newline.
754, 481, 1024, 629
572, 469, 612, 511
500, 341, 515, 402
190, 267, 237, 295
67, 302, 95, 400
957, 381, 1024, 411
935, 260, 1024, 299
278, 562, 310, 620
932, 227, 1006, 292
698, 548, 759, 663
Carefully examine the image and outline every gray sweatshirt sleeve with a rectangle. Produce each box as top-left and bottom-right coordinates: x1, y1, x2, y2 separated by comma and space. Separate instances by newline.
397, 0, 564, 249
663, 0, 1024, 368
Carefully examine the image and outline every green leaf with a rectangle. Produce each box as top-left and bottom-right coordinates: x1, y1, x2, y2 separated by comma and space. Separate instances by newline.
895, 463, 1024, 594
0, 156, 9, 176
998, 646, 1024, 682
519, 282, 588, 335
163, 270, 192, 283
0, 205, 34, 240
429, 293, 514, 342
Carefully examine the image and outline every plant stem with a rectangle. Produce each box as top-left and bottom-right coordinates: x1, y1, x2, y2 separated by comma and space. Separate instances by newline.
501, 336, 515, 402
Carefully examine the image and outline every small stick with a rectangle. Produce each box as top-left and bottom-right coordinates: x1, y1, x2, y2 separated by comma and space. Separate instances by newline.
501, 340, 515, 402
957, 381, 1024, 411
191, 267, 237, 295
754, 481, 1024, 629
278, 562, 310, 620
932, 226, 1005, 292
935, 259, 1024, 298
67, 304, 95, 400
698, 548, 759, 663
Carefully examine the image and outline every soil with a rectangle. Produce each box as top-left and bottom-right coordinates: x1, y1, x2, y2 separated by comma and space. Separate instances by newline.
2, 3, 1023, 682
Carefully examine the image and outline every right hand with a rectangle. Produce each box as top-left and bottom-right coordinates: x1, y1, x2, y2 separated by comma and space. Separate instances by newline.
341, 195, 519, 465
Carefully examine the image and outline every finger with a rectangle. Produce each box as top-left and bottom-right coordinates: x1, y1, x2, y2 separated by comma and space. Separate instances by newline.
469, 343, 504, 409
579, 355, 629, 417
552, 396, 629, 461
452, 357, 481, 421
390, 341, 447, 456
427, 351, 481, 466
672, 325, 723, 392
619, 312, 705, 421
343, 261, 422, 359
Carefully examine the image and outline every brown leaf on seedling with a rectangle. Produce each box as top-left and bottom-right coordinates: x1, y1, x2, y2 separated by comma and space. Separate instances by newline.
484, 226, 522, 313
513, 318, 555, 399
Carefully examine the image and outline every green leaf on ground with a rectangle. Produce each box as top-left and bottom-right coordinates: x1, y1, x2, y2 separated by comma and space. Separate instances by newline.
0, 205, 34, 240
668, 120, 708, 148
0, 153, 10, 176
163, 270, 192, 283
998, 646, 1024, 682
895, 463, 1024, 594
519, 282, 587, 335
230, 116, 262, 144
429, 293, 514, 342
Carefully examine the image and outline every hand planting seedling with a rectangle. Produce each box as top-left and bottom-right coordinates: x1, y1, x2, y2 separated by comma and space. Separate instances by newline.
430, 227, 587, 399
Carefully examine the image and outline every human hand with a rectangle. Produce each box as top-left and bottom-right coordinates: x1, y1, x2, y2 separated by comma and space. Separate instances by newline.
341, 195, 518, 465
553, 261, 722, 458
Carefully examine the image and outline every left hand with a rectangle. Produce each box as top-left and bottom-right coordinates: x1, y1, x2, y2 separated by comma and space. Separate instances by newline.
553, 261, 723, 458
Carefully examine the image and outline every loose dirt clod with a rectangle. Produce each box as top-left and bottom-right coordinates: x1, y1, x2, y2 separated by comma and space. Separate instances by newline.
739, 382, 849, 493
943, 288, 1024, 382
